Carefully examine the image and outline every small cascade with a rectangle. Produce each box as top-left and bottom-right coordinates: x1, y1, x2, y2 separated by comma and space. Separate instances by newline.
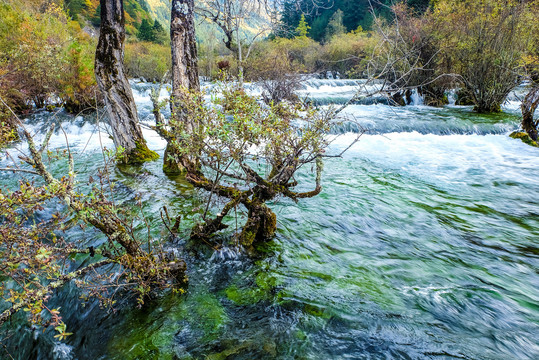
447, 89, 457, 106
407, 88, 425, 106
334, 105, 520, 135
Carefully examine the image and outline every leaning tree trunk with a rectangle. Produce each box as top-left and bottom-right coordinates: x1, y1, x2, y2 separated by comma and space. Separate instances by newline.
521, 86, 539, 141
95, 0, 158, 164
164, 0, 200, 173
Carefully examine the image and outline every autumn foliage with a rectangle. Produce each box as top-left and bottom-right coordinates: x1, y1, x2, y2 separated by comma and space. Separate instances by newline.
0, 0, 99, 135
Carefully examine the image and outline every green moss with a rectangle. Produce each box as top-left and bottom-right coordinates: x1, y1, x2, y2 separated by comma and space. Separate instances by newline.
127, 140, 160, 164
255, 272, 279, 291
295, 329, 308, 341
224, 270, 282, 306
509, 132, 538, 147
190, 291, 229, 339
107, 307, 181, 359
239, 229, 256, 247
225, 284, 268, 305
304, 304, 331, 319
262, 210, 277, 239
441, 94, 449, 105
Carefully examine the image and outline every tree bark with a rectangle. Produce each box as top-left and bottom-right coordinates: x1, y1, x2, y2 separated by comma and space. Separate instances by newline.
239, 203, 277, 247
521, 86, 539, 141
95, 0, 157, 164
171, 0, 200, 108
166, 0, 200, 173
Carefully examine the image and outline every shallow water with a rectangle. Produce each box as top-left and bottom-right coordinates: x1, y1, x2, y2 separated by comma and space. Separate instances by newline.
1, 80, 538, 360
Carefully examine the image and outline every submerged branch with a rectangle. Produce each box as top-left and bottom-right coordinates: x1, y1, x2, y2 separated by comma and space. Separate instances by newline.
0, 259, 113, 327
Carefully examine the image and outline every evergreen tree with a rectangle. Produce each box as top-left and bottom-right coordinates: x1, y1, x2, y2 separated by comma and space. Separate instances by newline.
152, 19, 167, 44
279, 0, 431, 40
153, 19, 164, 33
296, 14, 310, 38
138, 18, 154, 42
279, 0, 301, 37
326, 9, 346, 40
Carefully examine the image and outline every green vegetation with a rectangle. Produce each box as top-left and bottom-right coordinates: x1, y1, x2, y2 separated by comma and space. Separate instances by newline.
0, 0, 99, 141
510, 132, 539, 147
429, 0, 534, 113
125, 41, 171, 81
279, 0, 431, 41
126, 140, 160, 164
137, 18, 167, 44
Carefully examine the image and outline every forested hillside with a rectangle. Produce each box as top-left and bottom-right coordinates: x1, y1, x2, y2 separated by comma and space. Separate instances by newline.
64, 0, 155, 34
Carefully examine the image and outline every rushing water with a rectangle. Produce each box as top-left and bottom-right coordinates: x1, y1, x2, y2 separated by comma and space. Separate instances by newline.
1, 79, 538, 360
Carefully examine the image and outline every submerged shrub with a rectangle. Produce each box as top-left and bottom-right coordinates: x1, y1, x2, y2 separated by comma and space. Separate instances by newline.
429, 0, 534, 113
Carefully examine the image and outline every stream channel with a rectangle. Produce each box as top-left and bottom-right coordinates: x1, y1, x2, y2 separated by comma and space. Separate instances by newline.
1, 79, 538, 360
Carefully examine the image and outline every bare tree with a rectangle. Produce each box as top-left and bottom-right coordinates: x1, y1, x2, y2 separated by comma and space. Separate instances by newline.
196, 0, 277, 85
95, 0, 158, 164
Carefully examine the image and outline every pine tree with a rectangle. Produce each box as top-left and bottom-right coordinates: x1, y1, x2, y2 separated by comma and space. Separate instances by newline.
152, 19, 167, 44
138, 18, 154, 42
296, 14, 311, 38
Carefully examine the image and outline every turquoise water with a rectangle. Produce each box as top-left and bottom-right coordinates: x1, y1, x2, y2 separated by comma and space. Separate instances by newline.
1, 81, 538, 359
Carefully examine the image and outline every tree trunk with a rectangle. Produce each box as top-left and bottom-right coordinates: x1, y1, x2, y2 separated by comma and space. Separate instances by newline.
166, 0, 200, 173
95, 0, 158, 164
239, 203, 277, 247
236, 26, 244, 87
521, 86, 539, 141
171, 0, 200, 108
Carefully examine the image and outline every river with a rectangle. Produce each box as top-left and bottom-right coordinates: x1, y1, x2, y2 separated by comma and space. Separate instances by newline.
1, 79, 538, 360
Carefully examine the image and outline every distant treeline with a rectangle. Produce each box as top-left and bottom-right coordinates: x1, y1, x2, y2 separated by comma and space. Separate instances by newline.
279, 0, 431, 41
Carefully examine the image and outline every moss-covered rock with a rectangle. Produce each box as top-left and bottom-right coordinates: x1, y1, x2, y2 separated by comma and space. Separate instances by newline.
474, 103, 501, 113
509, 131, 538, 147
206, 342, 251, 360
425, 94, 449, 107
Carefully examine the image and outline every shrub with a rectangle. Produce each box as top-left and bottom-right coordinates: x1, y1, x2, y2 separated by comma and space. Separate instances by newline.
322, 30, 378, 77
124, 41, 171, 82
430, 0, 534, 112
0, 1, 98, 114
